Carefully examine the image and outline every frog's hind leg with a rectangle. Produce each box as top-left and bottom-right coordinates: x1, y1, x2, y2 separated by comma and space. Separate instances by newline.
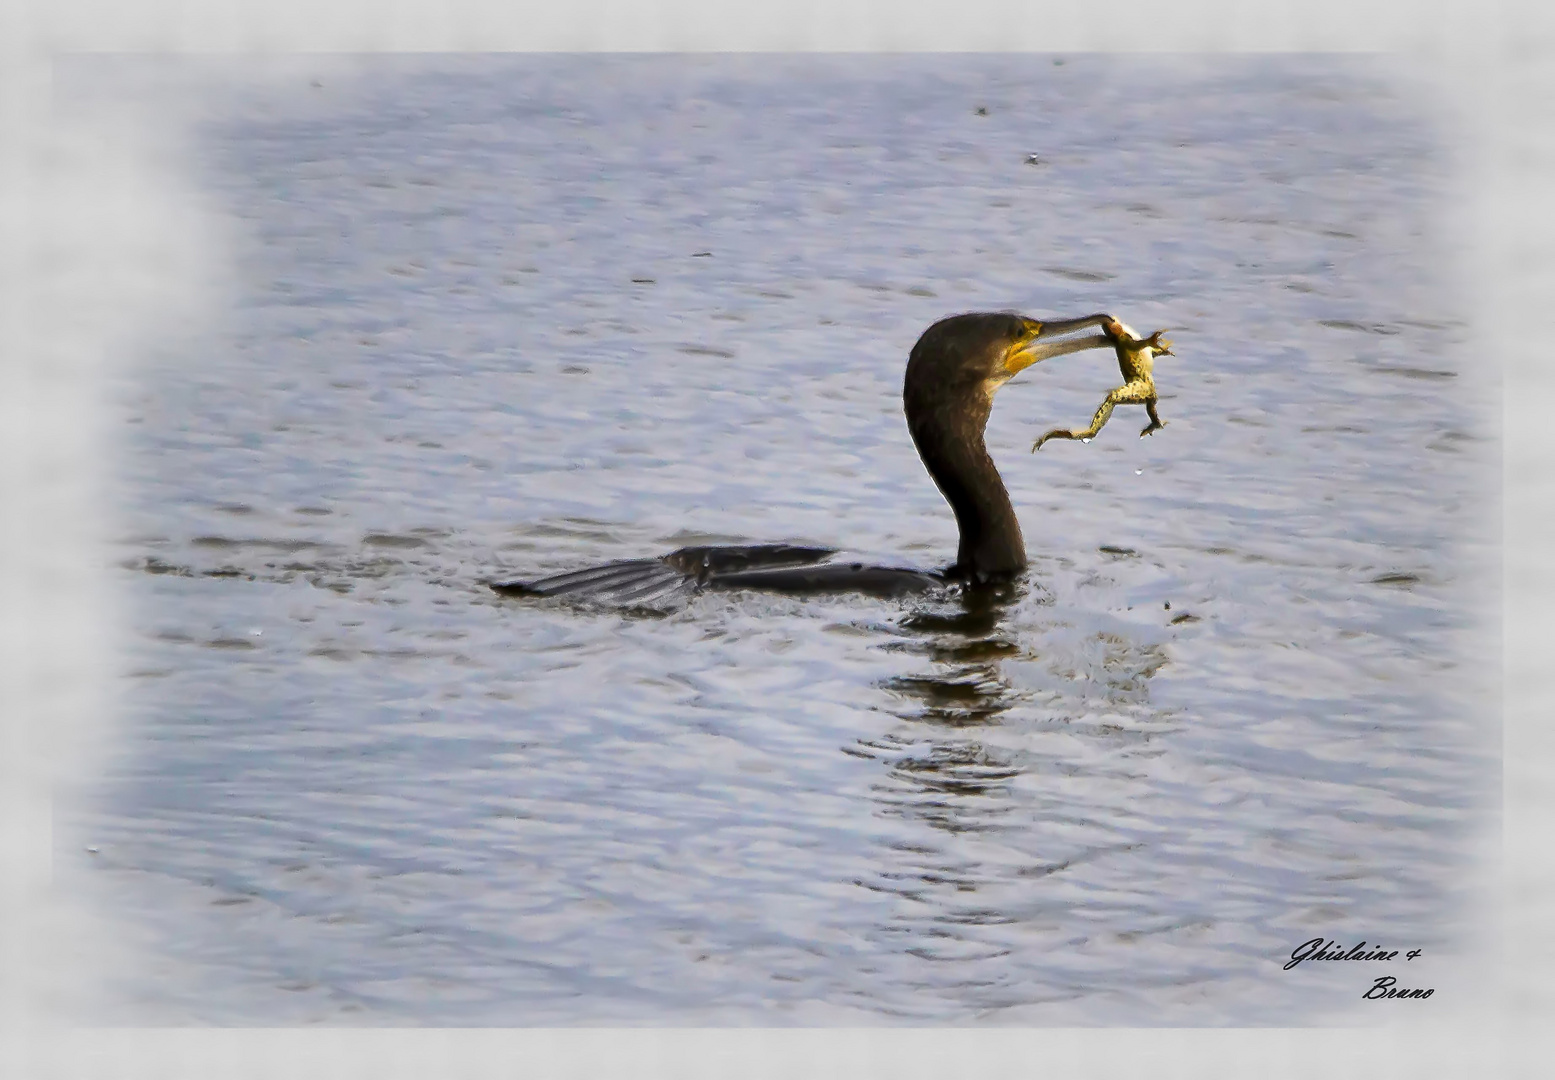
1140, 397, 1166, 438
1034, 394, 1119, 451
1033, 381, 1150, 451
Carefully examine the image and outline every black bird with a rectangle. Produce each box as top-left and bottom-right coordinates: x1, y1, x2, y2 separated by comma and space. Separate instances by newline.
493, 312, 1125, 606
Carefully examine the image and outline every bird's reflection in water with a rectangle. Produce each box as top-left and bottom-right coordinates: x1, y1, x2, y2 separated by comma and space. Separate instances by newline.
846, 582, 1172, 986
863, 583, 1031, 837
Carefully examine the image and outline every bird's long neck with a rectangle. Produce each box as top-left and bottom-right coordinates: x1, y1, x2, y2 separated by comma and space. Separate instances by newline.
908, 397, 1026, 583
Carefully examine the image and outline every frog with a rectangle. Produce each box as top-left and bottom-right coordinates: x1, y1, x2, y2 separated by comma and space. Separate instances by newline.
1033, 319, 1173, 450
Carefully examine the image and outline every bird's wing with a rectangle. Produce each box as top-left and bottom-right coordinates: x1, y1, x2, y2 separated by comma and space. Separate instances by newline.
491, 557, 694, 607
491, 543, 839, 610
706, 562, 944, 599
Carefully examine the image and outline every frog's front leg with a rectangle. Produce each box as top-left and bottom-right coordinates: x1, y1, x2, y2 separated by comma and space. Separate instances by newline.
1033, 380, 1154, 451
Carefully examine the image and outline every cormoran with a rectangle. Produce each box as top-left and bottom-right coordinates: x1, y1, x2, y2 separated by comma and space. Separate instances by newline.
493, 312, 1170, 606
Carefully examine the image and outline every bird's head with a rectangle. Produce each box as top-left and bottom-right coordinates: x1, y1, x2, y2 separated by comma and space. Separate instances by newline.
905, 311, 1117, 413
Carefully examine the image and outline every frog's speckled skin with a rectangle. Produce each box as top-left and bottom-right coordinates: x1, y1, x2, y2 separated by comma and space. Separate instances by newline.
1033, 319, 1172, 450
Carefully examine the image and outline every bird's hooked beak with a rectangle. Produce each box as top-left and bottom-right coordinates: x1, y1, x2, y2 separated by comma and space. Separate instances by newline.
1002, 313, 1116, 376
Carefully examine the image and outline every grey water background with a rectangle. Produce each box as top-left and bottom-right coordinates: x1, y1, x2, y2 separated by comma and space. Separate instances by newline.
78, 55, 1496, 1024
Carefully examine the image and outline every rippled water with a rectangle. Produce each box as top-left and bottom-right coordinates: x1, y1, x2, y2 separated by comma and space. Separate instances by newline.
76, 56, 1495, 1024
